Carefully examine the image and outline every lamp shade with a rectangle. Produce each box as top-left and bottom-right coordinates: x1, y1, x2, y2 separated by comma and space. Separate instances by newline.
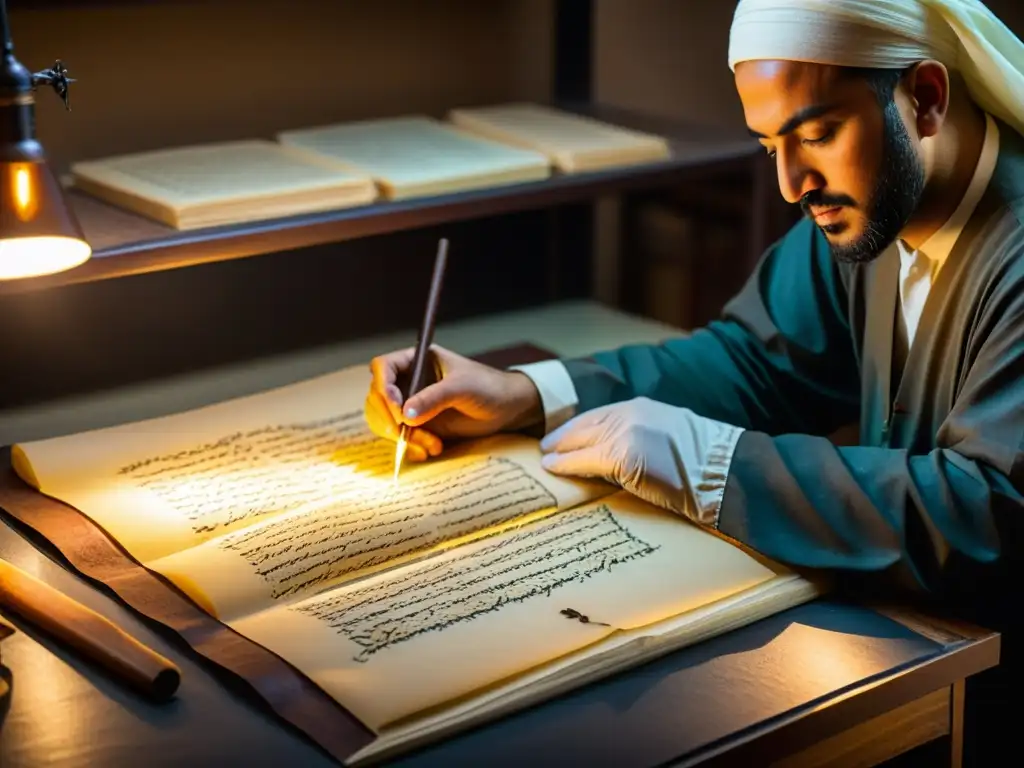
1, 0, 91, 281
0, 155, 91, 280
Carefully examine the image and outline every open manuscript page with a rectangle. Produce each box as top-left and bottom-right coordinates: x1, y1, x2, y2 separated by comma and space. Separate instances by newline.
148, 436, 606, 621
228, 491, 786, 731
11, 365, 610, 616
10, 361, 824, 755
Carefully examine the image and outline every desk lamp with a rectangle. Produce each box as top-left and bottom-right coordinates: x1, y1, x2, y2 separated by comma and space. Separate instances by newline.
0, 0, 94, 710
0, 0, 90, 280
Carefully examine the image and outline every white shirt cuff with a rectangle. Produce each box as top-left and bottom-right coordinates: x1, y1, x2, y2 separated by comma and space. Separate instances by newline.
509, 360, 578, 434
691, 420, 744, 529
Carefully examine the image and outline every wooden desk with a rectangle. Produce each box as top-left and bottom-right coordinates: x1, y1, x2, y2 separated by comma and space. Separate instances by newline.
0, 537, 998, 768
0, 301, 1001, 767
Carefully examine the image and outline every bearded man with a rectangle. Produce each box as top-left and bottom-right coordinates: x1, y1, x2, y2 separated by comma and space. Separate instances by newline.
366, 1, 1024, 762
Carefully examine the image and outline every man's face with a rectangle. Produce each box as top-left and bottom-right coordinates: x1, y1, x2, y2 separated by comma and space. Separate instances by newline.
735, 60, 925, 263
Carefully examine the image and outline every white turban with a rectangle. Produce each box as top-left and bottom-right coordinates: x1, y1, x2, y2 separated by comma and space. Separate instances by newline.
728, 0, 1024, 138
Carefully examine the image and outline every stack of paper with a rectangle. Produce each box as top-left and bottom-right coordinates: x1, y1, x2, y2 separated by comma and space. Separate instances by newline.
448, 102, 672, 173
70, 140, 378, 230
277, 115, 551, 200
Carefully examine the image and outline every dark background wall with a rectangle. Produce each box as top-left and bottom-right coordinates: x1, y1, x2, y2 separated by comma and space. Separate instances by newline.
11, 0, 554, 174
2, 0, 1022, 410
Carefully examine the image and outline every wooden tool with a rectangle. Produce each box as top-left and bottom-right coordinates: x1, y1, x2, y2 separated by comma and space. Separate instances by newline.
393, 236, 450, 483
0, 557, 181, 702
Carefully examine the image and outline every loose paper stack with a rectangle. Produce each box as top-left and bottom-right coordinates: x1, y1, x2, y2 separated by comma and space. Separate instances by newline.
448, 102, 672, 173
68, 105, 674, 228
277, 115, 551, 200
70, 140, 378, 230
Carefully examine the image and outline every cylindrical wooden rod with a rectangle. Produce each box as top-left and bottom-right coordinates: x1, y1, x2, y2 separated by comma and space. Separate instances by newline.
0, 557, 181, 702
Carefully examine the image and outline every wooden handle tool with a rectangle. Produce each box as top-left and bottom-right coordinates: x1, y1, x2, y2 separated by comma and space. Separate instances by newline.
0, 557, 181, 702
393, 236, 450, 483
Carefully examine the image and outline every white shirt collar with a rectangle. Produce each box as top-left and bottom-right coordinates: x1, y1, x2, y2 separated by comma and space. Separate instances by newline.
896, 112, 1000, 267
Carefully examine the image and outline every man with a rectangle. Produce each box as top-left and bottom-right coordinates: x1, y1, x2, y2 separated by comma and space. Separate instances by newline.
367, 0, 1024, 762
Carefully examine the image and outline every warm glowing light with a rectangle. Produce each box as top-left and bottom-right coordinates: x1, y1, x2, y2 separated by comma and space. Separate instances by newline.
393, 435, 408, 485
12, 165, 38, 221
773, 623, 889, 695
0, 236, 92, 279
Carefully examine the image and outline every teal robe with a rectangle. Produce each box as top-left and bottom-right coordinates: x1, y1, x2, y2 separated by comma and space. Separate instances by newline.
562, 121, 1024, 635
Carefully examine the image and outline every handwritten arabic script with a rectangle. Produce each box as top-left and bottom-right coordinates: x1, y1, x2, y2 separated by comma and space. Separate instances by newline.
293, 505, 658, 662
217, 456, 557, 600
117, 411, 391, 535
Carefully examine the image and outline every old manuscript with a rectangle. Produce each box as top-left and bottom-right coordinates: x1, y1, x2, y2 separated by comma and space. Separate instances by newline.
447, 103, 672, 173
277, 116, 551, 200
70, 140, 378, 230
11, 364, 823, 764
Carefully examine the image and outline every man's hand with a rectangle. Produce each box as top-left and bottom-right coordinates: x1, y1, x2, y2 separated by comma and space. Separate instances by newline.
539, 397, 743, 526
365, 345, 544, 462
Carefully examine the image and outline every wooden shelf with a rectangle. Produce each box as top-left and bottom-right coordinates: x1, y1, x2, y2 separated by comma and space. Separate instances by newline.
1, 104, 758, 295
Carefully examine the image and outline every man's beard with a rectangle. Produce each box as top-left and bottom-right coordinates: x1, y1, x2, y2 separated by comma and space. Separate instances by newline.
801, 102, 926, 263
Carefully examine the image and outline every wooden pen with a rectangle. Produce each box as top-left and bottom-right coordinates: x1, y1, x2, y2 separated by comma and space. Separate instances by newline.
393, 236, 450, 483
0, 557, 181, 702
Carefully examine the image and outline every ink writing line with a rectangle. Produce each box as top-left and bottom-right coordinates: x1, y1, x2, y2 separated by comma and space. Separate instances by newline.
117, 411, 394, 535
217, 457, 557, 601
291, 507, 659, 662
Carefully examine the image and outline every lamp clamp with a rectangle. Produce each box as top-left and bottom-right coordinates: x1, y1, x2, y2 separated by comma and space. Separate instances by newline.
31, 59, 74, 111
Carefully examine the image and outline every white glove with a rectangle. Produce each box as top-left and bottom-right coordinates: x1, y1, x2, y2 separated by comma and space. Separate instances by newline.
539, 397, 744, 527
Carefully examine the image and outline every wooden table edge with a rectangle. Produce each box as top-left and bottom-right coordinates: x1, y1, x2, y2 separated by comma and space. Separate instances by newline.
669, 626, 1000, 767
